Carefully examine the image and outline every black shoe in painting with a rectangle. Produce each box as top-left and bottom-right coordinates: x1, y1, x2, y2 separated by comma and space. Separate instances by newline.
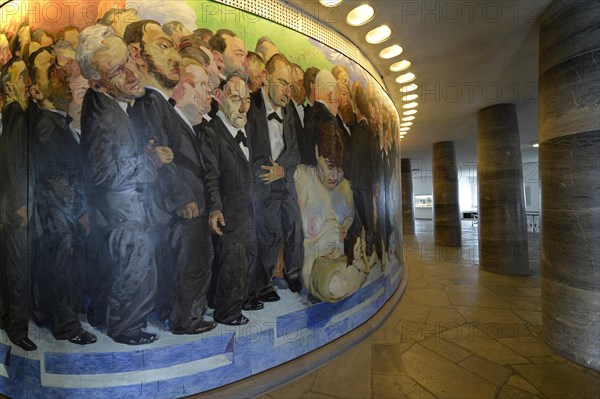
113, 330, 159, 345
242, 298, 264, 311
68, 329, 97, 345
216, 315, 249, 326
10, 337, 37, 351
257, 291, 280, 302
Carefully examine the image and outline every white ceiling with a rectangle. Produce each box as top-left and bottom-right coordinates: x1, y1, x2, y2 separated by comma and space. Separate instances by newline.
288, 0, 551, 164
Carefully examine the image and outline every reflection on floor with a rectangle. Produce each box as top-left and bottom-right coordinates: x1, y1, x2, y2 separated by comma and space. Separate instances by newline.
259, 220, 600, 399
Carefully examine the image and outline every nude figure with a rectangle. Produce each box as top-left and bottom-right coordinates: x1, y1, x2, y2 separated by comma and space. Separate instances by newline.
295, 122, 376, 302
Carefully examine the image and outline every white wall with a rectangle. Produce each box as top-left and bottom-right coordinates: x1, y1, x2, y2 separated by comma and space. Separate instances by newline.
409, 162, 540, 219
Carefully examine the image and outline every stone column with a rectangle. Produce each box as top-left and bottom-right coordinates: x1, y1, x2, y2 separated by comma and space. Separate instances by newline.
539, 0, 600, 370
477, 103, 529, 275
401, 158, 415, 236
433, 141, 461, 247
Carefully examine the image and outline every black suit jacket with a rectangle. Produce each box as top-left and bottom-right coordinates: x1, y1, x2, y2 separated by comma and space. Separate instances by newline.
247, 91, 300, 200
31, 109, 86, 235
129, 88, 197, 216
0, 102, 29, 227
349, 119, 377, 191
200, 116, 255, 232
302, 101, 337, 166
80, 89, 157, 228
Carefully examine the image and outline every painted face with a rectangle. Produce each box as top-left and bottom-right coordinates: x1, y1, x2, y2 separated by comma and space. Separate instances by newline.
6, 60, 29, 111
266, 59, 292, 109
33, 50, 72, 111
63, 29, 79, 47
201, 47, 221, 88
247, 58, 264, 92
39, 33, 53, 47
0, 34, 12, 66
222, 35, 248, 76
220, 76, 251, 129
336, 70, 350, 87
316, 155, 343, 190
175, 64, 212, 125
290, 66, 306, 104
92, 36, 144, 102
142, 23, 181, 89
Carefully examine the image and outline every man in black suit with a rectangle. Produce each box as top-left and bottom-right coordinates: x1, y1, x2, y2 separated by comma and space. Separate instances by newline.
28, 47, 97, 345
248, 53, 304, 300
201, 72, 260, 325
302, 69, 339, 167
0, 58, 36, 351
287, 63, 306, 147
124, 20, 216, 335
77, 25, 166, 345
346, 82, 377, 256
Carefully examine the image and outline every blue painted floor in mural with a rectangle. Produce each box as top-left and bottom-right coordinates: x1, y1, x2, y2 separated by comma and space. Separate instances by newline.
0, 253, 402, 399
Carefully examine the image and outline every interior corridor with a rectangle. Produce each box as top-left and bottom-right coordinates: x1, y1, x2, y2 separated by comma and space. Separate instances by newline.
259, 220, 600, 399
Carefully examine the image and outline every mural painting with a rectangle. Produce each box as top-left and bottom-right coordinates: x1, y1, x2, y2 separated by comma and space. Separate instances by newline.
0, 1, 403, 397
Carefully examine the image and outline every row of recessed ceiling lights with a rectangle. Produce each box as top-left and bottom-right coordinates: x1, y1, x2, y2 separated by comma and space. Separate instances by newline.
319, 1, 418, 138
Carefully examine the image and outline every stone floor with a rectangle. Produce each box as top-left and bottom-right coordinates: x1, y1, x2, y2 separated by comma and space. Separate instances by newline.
259, 220, 600, 399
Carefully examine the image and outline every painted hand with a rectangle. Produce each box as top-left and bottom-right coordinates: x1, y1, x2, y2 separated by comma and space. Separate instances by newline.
259, 157, 285, 184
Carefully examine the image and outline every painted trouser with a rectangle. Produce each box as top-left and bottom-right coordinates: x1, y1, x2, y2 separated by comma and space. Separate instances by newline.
254, 181, 304, 296
105, 221, 157, 339
212, 216, 257, 323
169, 216, 213, 332
0, 225, 30, 342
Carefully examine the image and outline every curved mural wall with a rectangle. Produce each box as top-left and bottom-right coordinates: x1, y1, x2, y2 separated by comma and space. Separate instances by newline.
0, 1, 404, 397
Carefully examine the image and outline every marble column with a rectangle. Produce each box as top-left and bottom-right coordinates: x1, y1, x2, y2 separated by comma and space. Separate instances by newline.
433, 142, 461, 247
539, 0, 600, 370
477, 104, 529, 275
401, 158, 415, 236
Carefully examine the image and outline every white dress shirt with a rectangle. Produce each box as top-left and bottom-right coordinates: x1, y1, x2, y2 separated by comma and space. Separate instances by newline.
262, 87, 285, 161
216, 110, 249, 161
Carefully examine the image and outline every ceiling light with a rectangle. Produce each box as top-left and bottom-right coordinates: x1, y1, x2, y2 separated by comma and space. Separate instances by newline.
366, 25, 392, 44
402, 116, 415, 122
346, 4, 375, 26
533, 143, 539, 147
379, 45, 403, 59
319, 0, 343, 6
396, 72, 416, 84
402, 94, 418, 101
400, 127, 410, 131
402, 102, 418, 109
390, 60, 411, 72
400, 83, 418, 93
403, 110, 417, 116
400, 132, 408, 136
401, 122, 413, 127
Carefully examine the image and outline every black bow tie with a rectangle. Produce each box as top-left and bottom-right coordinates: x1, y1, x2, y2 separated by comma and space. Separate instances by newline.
235, 130, 247, 147
268, 112, 283, 124
168, 98, 177, 107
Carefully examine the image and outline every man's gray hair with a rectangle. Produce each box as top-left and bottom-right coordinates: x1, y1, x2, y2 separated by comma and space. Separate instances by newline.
76, 25, 116, 81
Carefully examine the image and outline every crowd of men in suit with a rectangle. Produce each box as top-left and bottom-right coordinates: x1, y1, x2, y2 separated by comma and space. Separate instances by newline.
0, 8, 401, 351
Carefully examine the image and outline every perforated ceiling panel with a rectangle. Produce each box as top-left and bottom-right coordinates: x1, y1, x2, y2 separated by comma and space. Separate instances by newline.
214, 0, 386, 90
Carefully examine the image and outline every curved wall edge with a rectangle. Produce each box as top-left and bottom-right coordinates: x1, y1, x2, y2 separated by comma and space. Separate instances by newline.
213, 0, 387, 90
196, 267, 409, 399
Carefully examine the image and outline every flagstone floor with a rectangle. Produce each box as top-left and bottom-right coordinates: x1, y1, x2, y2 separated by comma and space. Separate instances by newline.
258, 220, 600, 399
